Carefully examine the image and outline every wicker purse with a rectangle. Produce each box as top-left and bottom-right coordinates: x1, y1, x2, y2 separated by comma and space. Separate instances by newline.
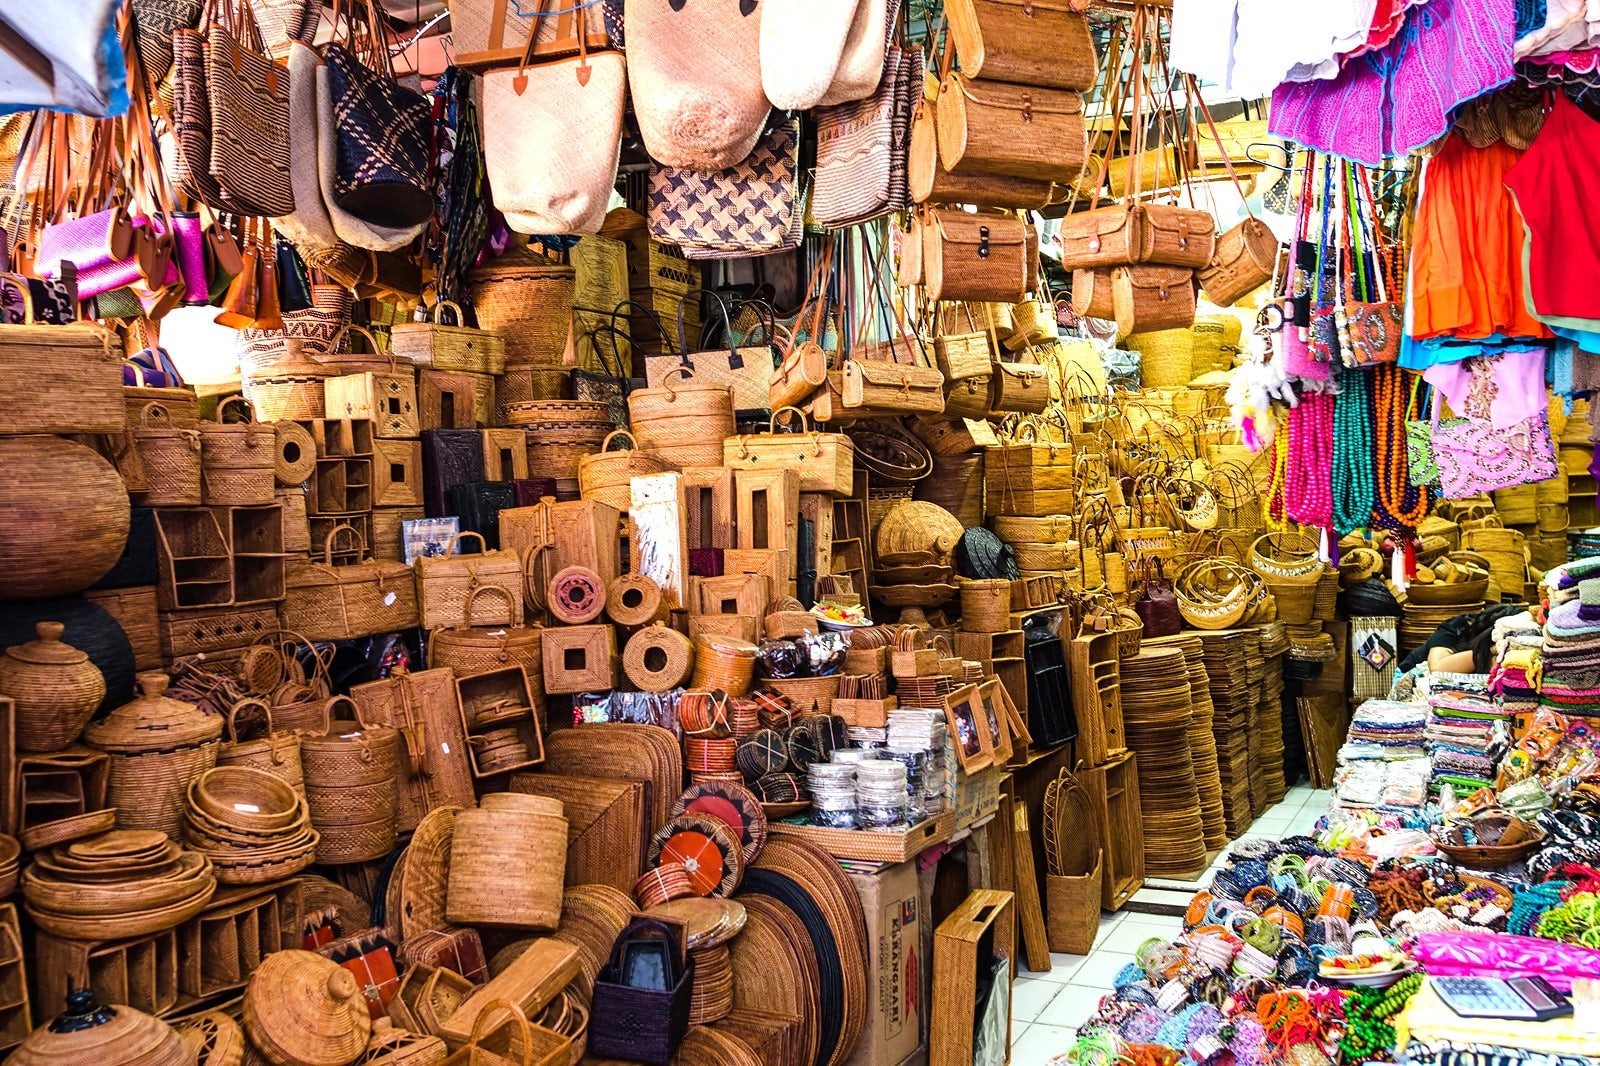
282, 524, 420, 641
415, 532, 527, 630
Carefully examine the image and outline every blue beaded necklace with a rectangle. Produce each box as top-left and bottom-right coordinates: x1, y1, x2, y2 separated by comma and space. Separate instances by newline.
1332, 369, 1378, 535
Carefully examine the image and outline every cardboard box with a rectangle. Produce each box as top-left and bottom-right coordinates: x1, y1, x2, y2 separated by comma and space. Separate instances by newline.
846, 861, 929, 1066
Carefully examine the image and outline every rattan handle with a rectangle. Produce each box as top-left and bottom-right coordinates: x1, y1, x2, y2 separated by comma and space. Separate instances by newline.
0, 272, 35, 323
467, 999, 535, 1065
461, 582, 516, 627
523, 543, 554, 610
768, 405, 812, 434
322, 694, 372, 737
444, 531, 488, 557
604, 917, 686, 985
321, 522, 367, 567
216, 394, 253, 424
433, 299, 467, 327
331, 324, 398, 373
600, 428, 636, 454
225, 697, 273, 745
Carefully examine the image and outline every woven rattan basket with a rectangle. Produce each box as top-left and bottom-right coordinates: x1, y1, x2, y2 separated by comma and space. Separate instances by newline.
447, 796, 568, 930
467, 261, 576, 367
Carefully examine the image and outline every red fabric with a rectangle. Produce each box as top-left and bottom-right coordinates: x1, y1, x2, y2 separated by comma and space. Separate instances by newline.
1505, 93, 1600, 322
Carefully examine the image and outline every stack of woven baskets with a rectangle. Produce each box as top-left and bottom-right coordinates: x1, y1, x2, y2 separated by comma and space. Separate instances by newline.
183, 766, 318, 885
22, 829, 218, 939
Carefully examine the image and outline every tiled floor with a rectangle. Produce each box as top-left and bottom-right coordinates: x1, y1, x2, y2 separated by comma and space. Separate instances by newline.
1008, 783, 1335, 1065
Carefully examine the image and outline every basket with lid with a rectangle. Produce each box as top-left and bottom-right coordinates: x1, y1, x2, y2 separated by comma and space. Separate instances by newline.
0, 620, 108, 753
9, 988, 190, 1066
131, 402, 203, 506
577, 430, 672, 516
283, 524, 421, 641
217, 697, 305, 796
391, 300, 507, 374
199, 396, 276, 506
242, 950, 373, 1066
627, 368, 736, 469
82, 672, 224, 839
428, 585, 546, 696
300, 696, 401, 863
415, 532, 527, 630
243, 341, 333, 422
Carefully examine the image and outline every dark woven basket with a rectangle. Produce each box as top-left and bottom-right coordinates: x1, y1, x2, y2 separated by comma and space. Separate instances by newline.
90, 507, 159, 589
589, 917, 694, 1065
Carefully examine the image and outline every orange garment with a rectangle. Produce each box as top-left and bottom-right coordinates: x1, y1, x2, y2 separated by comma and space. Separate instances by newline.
1408, 134, 1552, 341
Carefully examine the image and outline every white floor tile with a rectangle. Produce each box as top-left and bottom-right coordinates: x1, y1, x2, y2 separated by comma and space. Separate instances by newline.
1069, 949, 1132, 988
1012, 1023, 1078, 1066
1099, 919, 1174, 954
1251, 815, 1291, 835
1027, 953, 1089, 984
1012, 978, 1066, 1022
1120, 910, 1186, 930
1039, 983, 1108, 1028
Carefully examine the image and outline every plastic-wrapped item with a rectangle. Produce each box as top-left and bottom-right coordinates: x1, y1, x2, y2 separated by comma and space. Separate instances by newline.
757, 638, 803, 679
1499, 775, 1552, 819
571, 689, 684, 729
798, 631, 848, 675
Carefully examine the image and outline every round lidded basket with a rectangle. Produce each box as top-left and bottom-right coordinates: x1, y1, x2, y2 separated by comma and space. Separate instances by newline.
241, 950, 372, 1066
427, 587, 546, 695
447, 794, 568, 930
577, 429, 672, 515
132, 402, 203, 506
0, 621, 108, 753
627, 368, 736, 467
82, 672, 224, 839
300, 697, 401, 864
243, 342, 333, 422
9, 988, 191, 1066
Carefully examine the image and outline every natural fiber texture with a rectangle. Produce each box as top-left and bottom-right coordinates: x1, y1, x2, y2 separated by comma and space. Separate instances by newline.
448, 797, 568, 929
275, 420, 317, 485
625, 0, 768, 170
243, 950, 372, 1066
607, 574, 665, 627
467, 262, 575, 367
0, 436, 131, 599
622, 625, 694, 692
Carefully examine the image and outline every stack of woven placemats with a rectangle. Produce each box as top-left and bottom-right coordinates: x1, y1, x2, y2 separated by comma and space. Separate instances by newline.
183, 765, 318, 885
1120, 647, 1207, 877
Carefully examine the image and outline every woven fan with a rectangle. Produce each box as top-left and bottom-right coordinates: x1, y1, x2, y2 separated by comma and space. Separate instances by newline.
1042, 769, 1099, 878
387, 805, 459, 943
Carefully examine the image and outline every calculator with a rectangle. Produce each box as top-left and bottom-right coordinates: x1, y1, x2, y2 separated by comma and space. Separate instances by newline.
1434, 976, 1574, 1021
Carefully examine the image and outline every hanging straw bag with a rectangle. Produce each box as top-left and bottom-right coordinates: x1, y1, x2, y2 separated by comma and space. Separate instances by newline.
760, 0, 863, 110
643, 291, 778, 417
945, 0, 1097, 90
480, 7, 626, 237
921, 207, 1030, 303
624, 0, 769, 170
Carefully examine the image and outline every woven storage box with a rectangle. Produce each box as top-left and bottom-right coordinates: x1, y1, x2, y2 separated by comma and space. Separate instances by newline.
0, 322, 124, 434
301, 697, 402, 864
448, 795, 568, 929
1045, 855, 1102, 955
467, 262, 576, 367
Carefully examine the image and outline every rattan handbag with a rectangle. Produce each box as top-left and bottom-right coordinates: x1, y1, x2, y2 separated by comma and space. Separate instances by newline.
415, 532, 526, 630
283, 524, 420, 641
1173, 558, 1251, 630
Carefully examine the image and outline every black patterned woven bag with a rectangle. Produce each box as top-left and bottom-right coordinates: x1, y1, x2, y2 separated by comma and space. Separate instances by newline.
206, 19, 295, 217
647, 116, 800, 260
323, 0, 435, 229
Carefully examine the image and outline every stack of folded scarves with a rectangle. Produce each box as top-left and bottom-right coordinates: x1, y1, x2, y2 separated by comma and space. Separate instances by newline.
1341, 699, 1430, 762
1425, 672, 1505, 792
1541, 577, 1600, 716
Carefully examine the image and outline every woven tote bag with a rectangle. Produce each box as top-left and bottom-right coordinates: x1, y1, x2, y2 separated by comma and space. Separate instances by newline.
481, 31, 626, 236
820, 0, 898, 105
206, 20, 295, 217
625, 0, 770, 170
648, 118, 800, 258
760, 0, 862, 110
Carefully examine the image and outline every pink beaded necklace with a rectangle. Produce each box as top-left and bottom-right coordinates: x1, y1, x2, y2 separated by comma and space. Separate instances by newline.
1285, 391, 1335, 529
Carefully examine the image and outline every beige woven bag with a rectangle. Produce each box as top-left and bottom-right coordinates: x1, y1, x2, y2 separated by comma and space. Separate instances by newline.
760, 0, 863, 110
480, 16, 626, 236
625, 0, 769, 170
821, 0, 895, 105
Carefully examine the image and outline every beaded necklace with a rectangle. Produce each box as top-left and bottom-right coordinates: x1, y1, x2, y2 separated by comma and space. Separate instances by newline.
1266, 408, 1292, 531
1371, 365, 1428, 530
1331, 369, 1377, 535
1285, 391, 1334, 529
